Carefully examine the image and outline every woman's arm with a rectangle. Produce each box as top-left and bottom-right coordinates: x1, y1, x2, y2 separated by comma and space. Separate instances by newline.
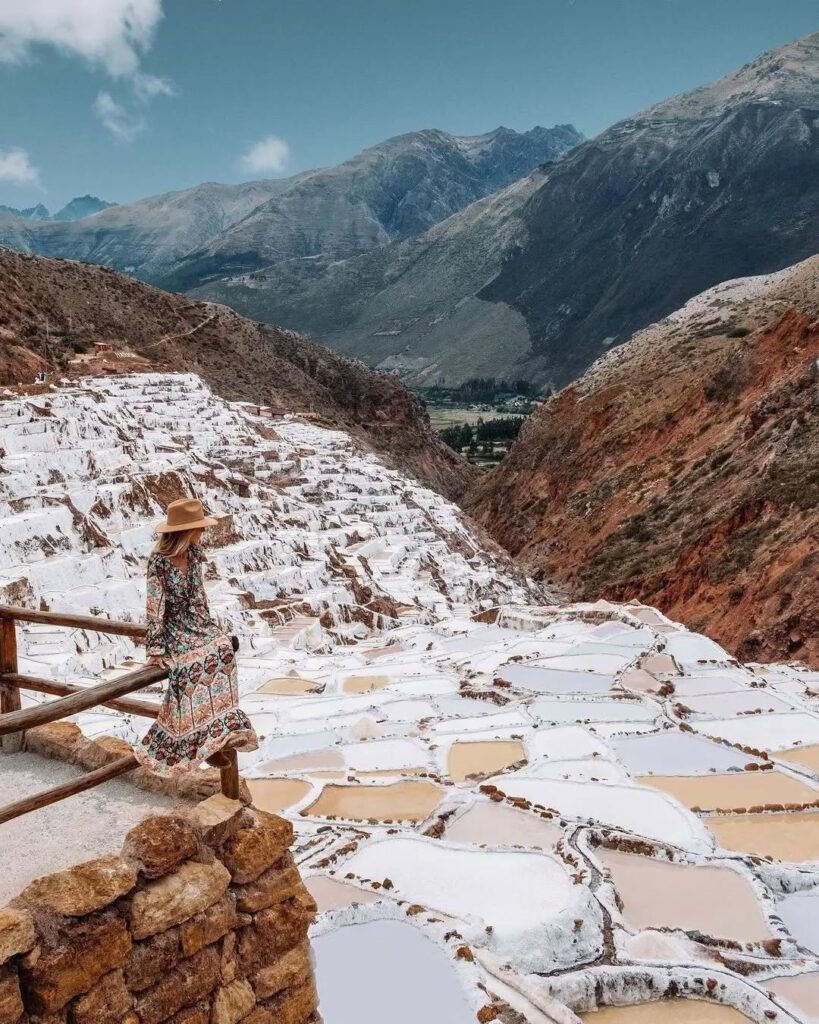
145, 555, 167, 665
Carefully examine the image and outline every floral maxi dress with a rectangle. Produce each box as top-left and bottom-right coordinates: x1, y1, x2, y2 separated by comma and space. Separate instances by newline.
135, 544, 258, 776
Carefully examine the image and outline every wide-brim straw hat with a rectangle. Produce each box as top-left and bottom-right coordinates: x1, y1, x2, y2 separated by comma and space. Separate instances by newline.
156, 497, 218, 534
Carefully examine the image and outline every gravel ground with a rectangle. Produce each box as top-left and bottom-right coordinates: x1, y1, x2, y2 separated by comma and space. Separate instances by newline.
0, 751, 176, 903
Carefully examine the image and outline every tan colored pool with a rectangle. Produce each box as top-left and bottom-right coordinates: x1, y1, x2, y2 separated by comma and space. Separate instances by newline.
445, 801, 562, 848
707, 812, 819, 861
598, 848, 771, 941
259, 749, 344, 772
256, 676, 321, 695
305, 875, 381, 912
303, 780, 443, 821
342, 674, 391, 694
639, 771, 819, 810
620, 669, 660, 693
767, 973, 819, 1020
776, 745, 819, 773
640, 653, 679, 675
447, 740, 526, 782
247, 777, 312, 813
580, 1002, 751, 1022
363, 644, 404, 660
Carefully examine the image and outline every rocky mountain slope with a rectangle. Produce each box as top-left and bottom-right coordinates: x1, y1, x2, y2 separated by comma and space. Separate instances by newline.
480, 31, 819, 385
0, 126, 581, 287
221, 32, 819, 387
467, 256, 819, 667
0, 248, 475, 501
192, 170, 546, 384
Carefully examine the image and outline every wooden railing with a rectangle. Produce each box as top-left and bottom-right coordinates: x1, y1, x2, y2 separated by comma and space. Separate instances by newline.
0, 604, 241, 824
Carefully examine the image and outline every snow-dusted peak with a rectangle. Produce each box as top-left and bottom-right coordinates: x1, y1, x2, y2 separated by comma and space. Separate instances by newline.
629, 31, 819, 125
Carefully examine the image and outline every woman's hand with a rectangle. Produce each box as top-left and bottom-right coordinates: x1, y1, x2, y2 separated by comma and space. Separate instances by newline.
147, 654, 168, 668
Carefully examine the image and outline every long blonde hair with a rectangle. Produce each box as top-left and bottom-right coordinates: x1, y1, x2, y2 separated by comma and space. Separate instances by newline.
152, 528, 201, 558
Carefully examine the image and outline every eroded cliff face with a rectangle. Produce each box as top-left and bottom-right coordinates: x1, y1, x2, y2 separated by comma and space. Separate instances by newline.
468, 258, 819, 667
0, 250, 474, 502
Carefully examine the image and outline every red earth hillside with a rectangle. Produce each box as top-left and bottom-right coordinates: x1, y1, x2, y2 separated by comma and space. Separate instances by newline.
468, 257, 819, 667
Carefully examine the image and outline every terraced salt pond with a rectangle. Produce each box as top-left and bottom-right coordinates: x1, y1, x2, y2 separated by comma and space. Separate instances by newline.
777, 890, 819, 954
777, 745, 819, 773
303, 780, 443, 821
256, 676, 321, 695
640, 770, 819, 810
580, 1003, 752, 1022
342, 673, 391, 694
444, 800, 563, 848
447, 739, 526, 781
245, 777, 312, 812
313, 921, 474, 1024
8, 374, 819, 1024
341, 836, 601, 971
598, 849, 771, 941
305, 875, 381, 912
768, 974, 819, 1022
707, 812, 819, 861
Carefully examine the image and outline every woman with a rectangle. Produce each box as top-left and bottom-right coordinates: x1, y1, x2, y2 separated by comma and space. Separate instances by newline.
135, 496, 258, 776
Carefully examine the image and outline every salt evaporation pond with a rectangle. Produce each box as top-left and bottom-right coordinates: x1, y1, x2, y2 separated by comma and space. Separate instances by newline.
444, 801, 563, 848
447, 740, 525, 781
256, 676, 321, 695
342, 673, 391, 693
708, 812, 819, 861
488, 777, 712, 851
767, 973, 819, 1022
599, 848, 771, 941
245, 778, 312, 812
777, 745, 819, 773
497, 664, 615, 694
640, 770, 819, 810
304, 780, 443, 821
305, 875, 381, 912
530, 697, 656, 726
313, 921, 474, 1024
682, 690, 795, 717
695, 713, 819, 750
342, 836, 601, 970
611, 733, 757, 775
580, 1002, 752, 1022
777, 890, 819, 954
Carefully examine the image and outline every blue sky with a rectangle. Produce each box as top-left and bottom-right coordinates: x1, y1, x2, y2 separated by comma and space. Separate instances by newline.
0, 0, 816, 210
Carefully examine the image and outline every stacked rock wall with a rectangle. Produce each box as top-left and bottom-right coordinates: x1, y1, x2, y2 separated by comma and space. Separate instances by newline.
0, 795, 319, 1024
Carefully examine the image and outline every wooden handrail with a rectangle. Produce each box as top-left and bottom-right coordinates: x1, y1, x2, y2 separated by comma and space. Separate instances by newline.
0, 664, 167, 736
0, 603, 242, 819
0, 605, 146, 639
0, 755, 138, 825
0, 673, 159, 719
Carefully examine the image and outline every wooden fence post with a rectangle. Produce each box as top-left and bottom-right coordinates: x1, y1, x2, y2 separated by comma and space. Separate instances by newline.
220, 749, 240, 800
0, 617, 23, 753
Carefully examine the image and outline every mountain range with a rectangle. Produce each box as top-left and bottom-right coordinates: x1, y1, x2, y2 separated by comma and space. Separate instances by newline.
197, 32, 819, 387
0, 126, 581, 287
0, 34, 817, 393
0, 195, 115, 222
468, 255, 819, 666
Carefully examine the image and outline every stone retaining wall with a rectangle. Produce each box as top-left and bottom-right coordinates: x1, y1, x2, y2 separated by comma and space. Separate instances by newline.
0, 795, 320, 1024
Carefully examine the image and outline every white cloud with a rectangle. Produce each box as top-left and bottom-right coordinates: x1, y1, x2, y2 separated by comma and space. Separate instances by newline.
0, 148, 40, 186
0, 2, 174, 143
0, 0, 164, 77
241, 136, 292, 176
133, 70, 174, 101
93, 91, 144, 141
